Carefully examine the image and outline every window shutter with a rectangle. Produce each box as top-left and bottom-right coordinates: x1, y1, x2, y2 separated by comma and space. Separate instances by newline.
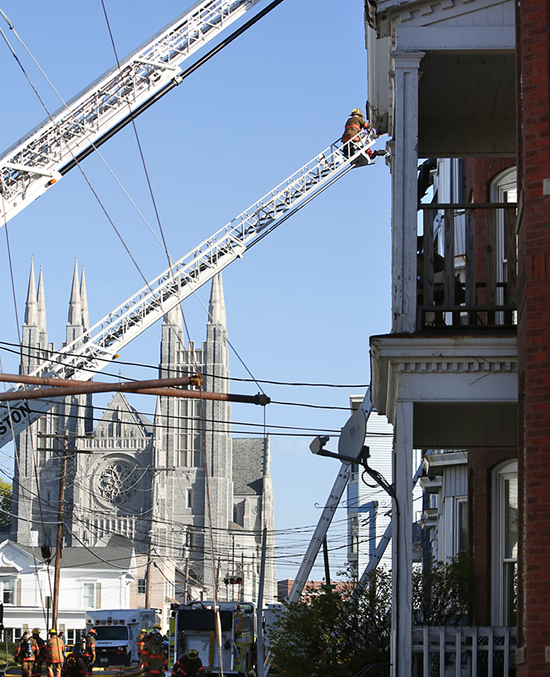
16, 579, 21, 606
95, 582, 102, 609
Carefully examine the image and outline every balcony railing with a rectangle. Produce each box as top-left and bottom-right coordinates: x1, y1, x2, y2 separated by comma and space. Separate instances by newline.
412, 626, 517, 676
417, 203, 517, 331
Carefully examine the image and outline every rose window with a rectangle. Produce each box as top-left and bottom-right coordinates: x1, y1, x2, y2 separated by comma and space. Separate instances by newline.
97, 462, 140, 505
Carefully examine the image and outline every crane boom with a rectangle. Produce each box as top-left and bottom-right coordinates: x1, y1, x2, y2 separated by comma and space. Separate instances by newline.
0, 0, 268, 225
0, 133, 379, 447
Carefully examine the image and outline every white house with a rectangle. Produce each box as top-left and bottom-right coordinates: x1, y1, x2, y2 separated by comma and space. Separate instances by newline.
0, 540, 136, 643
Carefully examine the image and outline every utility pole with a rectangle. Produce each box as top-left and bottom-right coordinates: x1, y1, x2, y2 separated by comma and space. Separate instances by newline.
38, 431, 92, 629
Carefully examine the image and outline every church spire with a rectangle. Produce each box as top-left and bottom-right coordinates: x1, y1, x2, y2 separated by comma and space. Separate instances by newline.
24, 258, 38, 326
163, 302, 183, 330
37, 265, 47, 335
208, 273, 227, 328
80, 265, 89, 330
68, 258, 82, 326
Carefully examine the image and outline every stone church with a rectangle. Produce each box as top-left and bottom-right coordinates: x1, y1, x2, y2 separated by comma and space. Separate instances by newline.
12, 260, 277, 607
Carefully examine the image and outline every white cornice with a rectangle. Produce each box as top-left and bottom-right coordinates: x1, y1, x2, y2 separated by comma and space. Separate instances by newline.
370, 334, 517, 417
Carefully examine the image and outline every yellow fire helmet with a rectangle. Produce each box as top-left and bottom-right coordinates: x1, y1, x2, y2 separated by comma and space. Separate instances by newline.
32, 628, 40, 635
351, 108, 363, 116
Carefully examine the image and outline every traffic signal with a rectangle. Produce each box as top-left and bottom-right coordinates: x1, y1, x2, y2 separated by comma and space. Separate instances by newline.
223, 576, 243, 585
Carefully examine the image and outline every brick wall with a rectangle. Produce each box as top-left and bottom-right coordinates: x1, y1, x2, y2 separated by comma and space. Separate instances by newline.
468, 448, 516, 626
517, 0, 550, 670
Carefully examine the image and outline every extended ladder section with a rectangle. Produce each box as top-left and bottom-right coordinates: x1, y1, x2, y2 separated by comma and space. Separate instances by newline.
0, 0, 266, 225
286, 389, 374, 603
287, 434, 422, 606
0, 133, 379, 447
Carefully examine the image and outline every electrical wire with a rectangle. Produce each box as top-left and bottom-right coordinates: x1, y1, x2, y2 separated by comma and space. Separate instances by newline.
0, 340, 370, 389
0, 23, 152, 291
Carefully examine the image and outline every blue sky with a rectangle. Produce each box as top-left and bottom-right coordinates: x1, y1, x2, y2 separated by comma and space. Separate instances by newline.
0, 0, 392, 580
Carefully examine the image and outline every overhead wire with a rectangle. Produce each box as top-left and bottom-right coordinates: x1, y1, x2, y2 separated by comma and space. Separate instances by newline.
0, 9, 167, 252
0, 4, 383, 602
0, 340, 370, 389
0, 17, 152, 290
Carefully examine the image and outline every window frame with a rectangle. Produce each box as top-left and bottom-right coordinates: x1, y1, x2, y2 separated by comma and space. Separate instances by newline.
491, 460, 518, 626
2, 578, 15, 605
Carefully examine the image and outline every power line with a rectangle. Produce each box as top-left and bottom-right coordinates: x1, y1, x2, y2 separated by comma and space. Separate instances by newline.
0, 341, 370, 389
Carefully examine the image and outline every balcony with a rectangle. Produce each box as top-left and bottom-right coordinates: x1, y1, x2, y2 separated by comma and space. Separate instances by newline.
417, 203, 517, 332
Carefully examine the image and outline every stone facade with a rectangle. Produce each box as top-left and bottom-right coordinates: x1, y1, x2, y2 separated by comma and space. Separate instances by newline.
12, 265, 276, 610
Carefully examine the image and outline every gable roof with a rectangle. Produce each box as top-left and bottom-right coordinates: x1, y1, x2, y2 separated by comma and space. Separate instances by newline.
15, 543, 136, 572
94, 392, 153, 437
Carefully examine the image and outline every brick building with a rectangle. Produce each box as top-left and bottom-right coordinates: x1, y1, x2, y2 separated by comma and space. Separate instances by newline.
364, 0, 550, 670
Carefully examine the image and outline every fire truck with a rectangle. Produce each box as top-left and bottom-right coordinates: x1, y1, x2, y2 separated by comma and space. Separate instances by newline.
169, 601, 255, 675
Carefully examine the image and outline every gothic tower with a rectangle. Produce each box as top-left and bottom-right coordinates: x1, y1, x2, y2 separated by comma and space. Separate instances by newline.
14, 266, 277, 604
13, 260, 92, 547
153, 273, 233, 591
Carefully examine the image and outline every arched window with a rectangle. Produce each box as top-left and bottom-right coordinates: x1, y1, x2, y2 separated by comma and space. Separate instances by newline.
492, 460, 517, 626
491, 167, 517, 323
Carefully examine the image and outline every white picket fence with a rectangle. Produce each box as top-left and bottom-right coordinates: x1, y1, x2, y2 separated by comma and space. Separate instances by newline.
412, 626, 517, 676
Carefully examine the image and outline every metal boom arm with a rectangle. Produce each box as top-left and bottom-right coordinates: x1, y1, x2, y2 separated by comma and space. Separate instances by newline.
0, 0, 269, 225
0, 133, 378, 447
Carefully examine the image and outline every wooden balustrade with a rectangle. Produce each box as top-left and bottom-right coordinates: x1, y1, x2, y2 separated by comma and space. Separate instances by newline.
417, 203, 517, 330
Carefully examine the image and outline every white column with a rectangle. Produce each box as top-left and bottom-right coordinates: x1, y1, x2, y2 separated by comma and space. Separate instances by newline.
391, 400, 413, 677
390, 52, 424, 333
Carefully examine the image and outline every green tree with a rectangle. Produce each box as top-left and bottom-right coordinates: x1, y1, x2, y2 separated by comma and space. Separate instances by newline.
0, 480, 13, 528
267, 553, 475, 677
267, 571, 391, 677
412, 551, 475, 626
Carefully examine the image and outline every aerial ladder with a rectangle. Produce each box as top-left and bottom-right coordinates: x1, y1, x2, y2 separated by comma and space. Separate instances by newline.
0, 0, 282, 225
0, 131, 383, 447
286, 399, 423, 603
286, 390, 373, 602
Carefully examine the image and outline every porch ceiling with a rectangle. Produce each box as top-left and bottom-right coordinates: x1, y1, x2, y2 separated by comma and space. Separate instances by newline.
414, 401, 517, 447
418, 52, 516, 157
370, 334, 518, 447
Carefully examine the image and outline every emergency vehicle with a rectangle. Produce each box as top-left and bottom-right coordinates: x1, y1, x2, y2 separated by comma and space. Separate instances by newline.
85, 609, 158, 667
169, 601, 255, 675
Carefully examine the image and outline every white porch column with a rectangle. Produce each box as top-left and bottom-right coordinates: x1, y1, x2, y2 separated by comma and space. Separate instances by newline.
391, 400, 413, 677
390, 52, 424, 333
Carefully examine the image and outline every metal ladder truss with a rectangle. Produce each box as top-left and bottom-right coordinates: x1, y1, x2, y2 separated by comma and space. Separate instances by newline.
0, 133, 377, 447
286, 389, 374, 603
0, 0, 264, 225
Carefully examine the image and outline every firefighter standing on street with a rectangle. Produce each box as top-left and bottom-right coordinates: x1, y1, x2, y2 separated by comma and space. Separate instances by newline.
136, 628, 147, 660
16, 631, 39, 677
81, 628, 96, 677
45, 630, 65, 677
140, 631, 167, 677
32, 628, 45, 677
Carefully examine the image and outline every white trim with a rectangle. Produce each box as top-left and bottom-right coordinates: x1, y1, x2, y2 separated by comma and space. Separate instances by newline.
491, 460, 517, 625
396, 25, 515, 50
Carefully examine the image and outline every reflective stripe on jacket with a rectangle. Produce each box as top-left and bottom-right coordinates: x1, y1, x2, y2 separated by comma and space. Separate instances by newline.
46, 637, 65, 663
141, 641, 167, 674
17, 638, 39, 662
342, 115, 368, 142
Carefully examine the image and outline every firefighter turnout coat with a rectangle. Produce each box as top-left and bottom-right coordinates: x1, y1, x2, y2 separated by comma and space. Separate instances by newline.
141, 637, 167, 676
